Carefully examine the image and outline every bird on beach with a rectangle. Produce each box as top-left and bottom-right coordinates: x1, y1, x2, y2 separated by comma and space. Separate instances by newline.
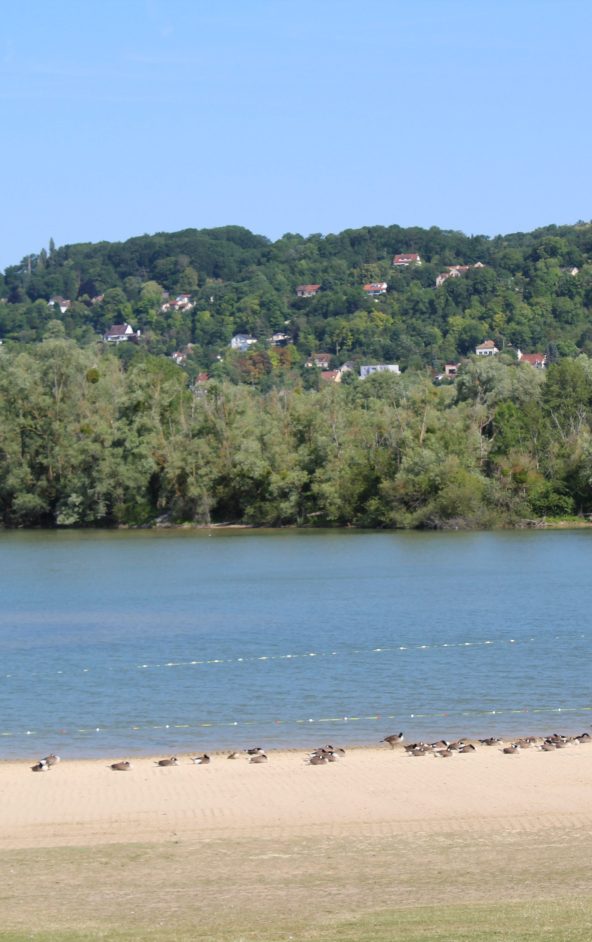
381, 732, 404, 749
249, 753, 268, 764
43, 754, 61, 766
110, 761, 132, 771
308, 754, 328, 765
227, 751, 239, 759
502, 745, 519, 754
192, 754, 211, 765
31, 761, 49, 772
245, 747, 265, 755
156, 757, 178, 766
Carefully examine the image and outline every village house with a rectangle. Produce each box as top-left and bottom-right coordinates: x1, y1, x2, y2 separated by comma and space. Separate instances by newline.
104, 323, 140, 343
305, 352, 332, 369
435, 262, 486, 288
392, 253, 422, 267
320, 370, 341, 383
360, 364, 400, 378
161, 294, 194, 313
517, 349, 547, 368
362, 282, 388, 296
268, 332, 292, 347
296, 284, 321, 298
48, 296, 71, 314
444, 362, 461, 378
196, 372, 209, 384
230, 334, 258, 352
171, 343, 195, 365
475, 340, 499, 357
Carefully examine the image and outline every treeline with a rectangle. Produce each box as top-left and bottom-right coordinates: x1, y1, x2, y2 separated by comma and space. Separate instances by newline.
1, 335, 591, 528
2, 222, 592, 380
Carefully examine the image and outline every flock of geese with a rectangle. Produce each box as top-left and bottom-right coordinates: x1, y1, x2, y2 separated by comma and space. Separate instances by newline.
29, 730, 591, 772
381, 730, 592, 757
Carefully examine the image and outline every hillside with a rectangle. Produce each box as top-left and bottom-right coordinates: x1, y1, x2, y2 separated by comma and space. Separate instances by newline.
2, 222, 592, 382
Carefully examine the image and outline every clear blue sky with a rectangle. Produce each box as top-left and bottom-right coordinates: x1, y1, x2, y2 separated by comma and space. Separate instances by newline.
1, 0, 590, 269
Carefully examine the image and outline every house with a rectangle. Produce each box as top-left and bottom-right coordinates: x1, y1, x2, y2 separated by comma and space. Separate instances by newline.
320, 370, 341, 383
104, 323, 140, 343
562, 266, 579, 276
360, 364, 400, 378
230, 334, 257, 352
161, 294, 194, 313
363, 282, 388, 296
517, 350, 546, 368
392, 253, 422, 267
444, 362, 461, 378
48, 296, 71, 314
269, 332, 292, 347
435, 263, 486, 287
475, 340, 499, 356
171, 343, 195, 365
305, 353, 332, 369
196, 372, 209, 384
296, 284, 321, 298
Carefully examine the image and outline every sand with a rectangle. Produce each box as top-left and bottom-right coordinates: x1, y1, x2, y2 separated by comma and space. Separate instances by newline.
2, 741, 592, 850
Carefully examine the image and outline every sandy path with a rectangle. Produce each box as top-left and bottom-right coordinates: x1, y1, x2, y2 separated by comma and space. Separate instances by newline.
1, 744, 592, 849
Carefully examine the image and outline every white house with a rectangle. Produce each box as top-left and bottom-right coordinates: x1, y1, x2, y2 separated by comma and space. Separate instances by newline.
296, 284, 321, 298
305, 352, 332, 369
475, 340, 499, 356
48, 296, 71, 314
517, 349, 546, 368
392, 253, 422, 267
104, 323, 140, 343
360, 364, 400, 378
230, 334, 257, 352
363, 282, 388, 296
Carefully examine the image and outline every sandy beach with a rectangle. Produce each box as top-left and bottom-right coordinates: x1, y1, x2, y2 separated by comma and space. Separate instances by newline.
2, 740, 592, 850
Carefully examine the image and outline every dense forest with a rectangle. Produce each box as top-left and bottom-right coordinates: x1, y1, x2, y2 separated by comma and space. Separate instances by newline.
1, 335, 592, 528
2, 221, 592, 379
1, 221, 592, 529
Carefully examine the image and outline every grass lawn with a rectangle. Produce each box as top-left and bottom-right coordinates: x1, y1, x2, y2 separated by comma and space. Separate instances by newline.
1, 826, 591, 941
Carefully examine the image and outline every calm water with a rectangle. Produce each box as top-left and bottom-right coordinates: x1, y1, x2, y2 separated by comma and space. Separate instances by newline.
0, 529, 590, 758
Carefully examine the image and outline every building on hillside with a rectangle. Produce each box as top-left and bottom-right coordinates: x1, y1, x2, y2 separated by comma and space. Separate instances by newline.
161, 294, 194, 313
196, 372, 209, 384
475, 340, 499, 356
517, 350, 546, 368
230, 334, 257, 352
305, 352, 332, 369
435, 262, 486, 287
392, 253, 422, 267
268, 332, 292, 347
104, 323, 140, 343
48, 296, 71, 314
171, 343, 195, 365
362, 282, 388, 296
360, 364, 400, 378
296, 284, 321, 298
320, 370, 341, 383
444, 362, 461, 378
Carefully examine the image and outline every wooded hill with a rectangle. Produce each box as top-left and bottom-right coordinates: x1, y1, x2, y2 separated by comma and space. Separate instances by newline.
2, 222, 592, 382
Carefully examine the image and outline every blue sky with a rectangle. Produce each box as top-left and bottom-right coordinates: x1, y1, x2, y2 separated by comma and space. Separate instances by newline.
1, 0, 590, 268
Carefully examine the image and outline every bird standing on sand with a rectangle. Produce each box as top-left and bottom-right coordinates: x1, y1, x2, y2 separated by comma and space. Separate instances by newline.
381, 733, 404, 749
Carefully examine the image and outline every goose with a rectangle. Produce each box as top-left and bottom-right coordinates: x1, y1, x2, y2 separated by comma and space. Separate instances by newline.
156, 757, 178, 767
381, 732, 404, 749
308, 754, 328, 765
434, 749, 453, 758
192, 754, 211, 765
110, 761, 132, 771
31, 761, 49, 772
227, 751, 240, 759
43, 754, 61, 766
245, 747, 265, 755
539, 742, 556, 752
502, 745, 519, 754
249, 753, 268, 764
459, 743, 476, 753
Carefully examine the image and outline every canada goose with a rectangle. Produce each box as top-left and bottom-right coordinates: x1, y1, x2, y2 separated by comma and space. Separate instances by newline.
156, 757, 178, 767
479, 737, 500, 746
434, 749, 453, 758
43, 754, 61, 766
502, 745, 519, 754
410, 747, 428, 756
381, 732, 404, 748
431, 740, 450, 750
192, 754, 211, 765
249, 753, 268, 764
577, 733, 591, 743
245, 747, 264, 755
308, 755, 328, 765
459, 743, 476, 753
227, 751, 239, 759
540, 742, 555, 752
31, 761, 49, 772
110, 761, 132, 771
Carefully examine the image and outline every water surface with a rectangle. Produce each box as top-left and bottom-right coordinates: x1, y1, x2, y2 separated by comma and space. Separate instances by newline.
0, 529, 590, 757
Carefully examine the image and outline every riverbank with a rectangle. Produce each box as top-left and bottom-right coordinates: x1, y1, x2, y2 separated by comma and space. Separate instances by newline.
2, 741, 592, 850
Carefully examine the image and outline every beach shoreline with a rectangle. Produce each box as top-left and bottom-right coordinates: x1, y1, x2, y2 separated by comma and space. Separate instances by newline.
2, 739, 592, 851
